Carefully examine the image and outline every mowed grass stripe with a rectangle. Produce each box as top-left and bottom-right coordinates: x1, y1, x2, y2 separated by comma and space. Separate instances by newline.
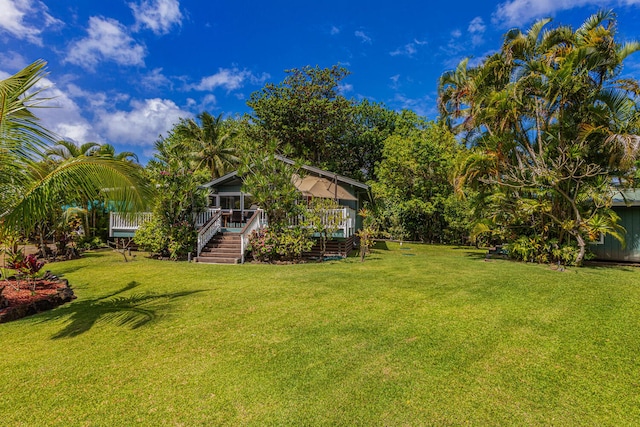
1, 243, 639, 425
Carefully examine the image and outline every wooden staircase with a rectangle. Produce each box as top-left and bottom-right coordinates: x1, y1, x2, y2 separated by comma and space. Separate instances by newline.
196, 232, 242, 264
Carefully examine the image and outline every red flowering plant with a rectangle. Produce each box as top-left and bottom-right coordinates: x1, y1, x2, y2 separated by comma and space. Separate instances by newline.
10, 253, 45, 290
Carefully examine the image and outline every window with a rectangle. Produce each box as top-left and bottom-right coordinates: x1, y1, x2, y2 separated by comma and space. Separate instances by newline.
220, 195, 240, 210
589, 233, 605, 245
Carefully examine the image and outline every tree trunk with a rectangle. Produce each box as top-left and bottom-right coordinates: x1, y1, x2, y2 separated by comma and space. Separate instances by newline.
574, 232, 586, 266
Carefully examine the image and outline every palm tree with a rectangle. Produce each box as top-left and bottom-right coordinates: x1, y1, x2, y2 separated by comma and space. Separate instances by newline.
174, 112, 239, 180
46, 140, 100, 161
438, 11, 640, 265
0, 60, 150, 237
94, 143, 139, 163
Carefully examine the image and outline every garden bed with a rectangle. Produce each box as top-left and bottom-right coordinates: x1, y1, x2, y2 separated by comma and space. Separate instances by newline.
0, 278, 75, 323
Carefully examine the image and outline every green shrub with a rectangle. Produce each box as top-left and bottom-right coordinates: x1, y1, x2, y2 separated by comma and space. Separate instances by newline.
77, 236, 106, 250
134, 217, 168, 255
248, 227, 314, 262
506, 236, 580, 265
135, 218, 196, 260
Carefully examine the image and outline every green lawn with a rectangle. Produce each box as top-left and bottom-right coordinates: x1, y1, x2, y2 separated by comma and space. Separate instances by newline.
1, 243, 640, 426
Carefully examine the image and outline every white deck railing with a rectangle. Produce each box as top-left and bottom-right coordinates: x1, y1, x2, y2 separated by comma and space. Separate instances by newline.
197, 211, 222, 256
110, 208, 220, 237
194, 208, 221, 228
288, 207, 356, 237
109, 212, 153, 237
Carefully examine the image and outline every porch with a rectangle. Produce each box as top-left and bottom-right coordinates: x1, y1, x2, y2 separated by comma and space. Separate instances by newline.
109, 207, 356, 238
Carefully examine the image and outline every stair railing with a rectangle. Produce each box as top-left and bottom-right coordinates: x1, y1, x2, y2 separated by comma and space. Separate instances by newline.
196, 210, 222, 257
194, 207, 221, 229
239, 209, 267, 263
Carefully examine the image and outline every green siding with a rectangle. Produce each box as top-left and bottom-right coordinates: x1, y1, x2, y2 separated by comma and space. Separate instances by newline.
217, 184, 243, 192
111, 230, 136, 238
591, 206, 640, 262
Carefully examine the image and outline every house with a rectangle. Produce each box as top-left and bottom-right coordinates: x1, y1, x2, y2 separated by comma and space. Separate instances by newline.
590, 189, 640, 262
196, 156, 370, 263
109, 157, 370, 264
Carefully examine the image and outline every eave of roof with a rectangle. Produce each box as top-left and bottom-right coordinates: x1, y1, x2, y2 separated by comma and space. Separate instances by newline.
611, 188, 640, 207
275, 155, 369, 190
199, 156, 370, 191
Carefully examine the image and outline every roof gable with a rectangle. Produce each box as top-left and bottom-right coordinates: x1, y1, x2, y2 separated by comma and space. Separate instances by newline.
200, 156, 369, 191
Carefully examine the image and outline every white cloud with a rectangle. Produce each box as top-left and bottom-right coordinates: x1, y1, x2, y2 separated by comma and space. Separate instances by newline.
97, 98, 190, 146
192, 67, 269, 92
451, 29, 462, 38
468, 17, 486, 46
390, 43, 417, 57
32, 78, 97, 143
0, 51, 28, 70
0, 0, 62, 45
199, 94, 217, 111
66, 17, 146, 69
492, 0, 640, 27
390, 39, 427, 58
355, 30, 372, 44
392, 93, 435, 118
130, 0, 183, 35
330, 26, 340, 35
140, 68, 173, 90
389, 74, 400, 90
468, 17, 486, 34
338, 83, 353, 94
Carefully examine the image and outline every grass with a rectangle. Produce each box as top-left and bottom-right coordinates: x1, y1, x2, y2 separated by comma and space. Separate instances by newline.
1, 242, 640, 426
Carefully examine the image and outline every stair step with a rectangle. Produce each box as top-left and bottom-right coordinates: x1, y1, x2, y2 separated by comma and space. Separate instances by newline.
212, 234, 241, 239
197, 232, 243, 264
196, 256, 240, 264
200, 249, 241, 256
204, 244, 241, 250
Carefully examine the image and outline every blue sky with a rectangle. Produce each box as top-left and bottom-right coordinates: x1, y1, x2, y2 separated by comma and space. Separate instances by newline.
3, 0, 640, 163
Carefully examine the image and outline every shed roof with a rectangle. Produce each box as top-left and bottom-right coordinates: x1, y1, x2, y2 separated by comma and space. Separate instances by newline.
611, 189, 640, 207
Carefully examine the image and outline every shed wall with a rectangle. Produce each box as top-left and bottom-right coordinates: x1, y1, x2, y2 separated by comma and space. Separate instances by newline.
591, 206, 640, 262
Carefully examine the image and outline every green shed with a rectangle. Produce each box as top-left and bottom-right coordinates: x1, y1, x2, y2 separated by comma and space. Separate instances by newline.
590, 189, 640, 262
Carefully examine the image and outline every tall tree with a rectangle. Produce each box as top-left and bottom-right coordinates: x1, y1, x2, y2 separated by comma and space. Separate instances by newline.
372, 112, 466, 242
247, 65, 354, 168
94, 143, 139, 163
0, 60, 150, 236
173, 112, 239, 180
46, 140, 100, 161
438, 11, 640, 264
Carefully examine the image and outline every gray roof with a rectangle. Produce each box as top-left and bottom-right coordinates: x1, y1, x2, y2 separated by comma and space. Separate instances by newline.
611, 189, 640, 207
199, 156, 369, 191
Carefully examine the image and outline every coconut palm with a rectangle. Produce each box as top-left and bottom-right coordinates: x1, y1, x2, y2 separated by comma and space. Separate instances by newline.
174, 112, 239, 179
46, 140, 101, 161
94, 143, 139, 163
0, 60, 150, 236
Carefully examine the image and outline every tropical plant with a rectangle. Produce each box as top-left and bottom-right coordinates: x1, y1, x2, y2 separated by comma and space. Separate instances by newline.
371, 112, 465, 243
93, 143, 139, 163
173, 112, 239, 180
356, 207, 377, 262
45, 140, 100, 161
304, 197, 343, 261
140, 130, 208, 259
0, 61, 150, 242
239, 140, 304, 230
247, 227, 313, 263
438, 10, 640, 264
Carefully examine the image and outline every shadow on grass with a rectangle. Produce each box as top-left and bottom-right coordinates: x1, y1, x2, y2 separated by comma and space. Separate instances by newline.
36, 281, 206, 339
373, 241, 389, 251
464, 251, 490, 260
